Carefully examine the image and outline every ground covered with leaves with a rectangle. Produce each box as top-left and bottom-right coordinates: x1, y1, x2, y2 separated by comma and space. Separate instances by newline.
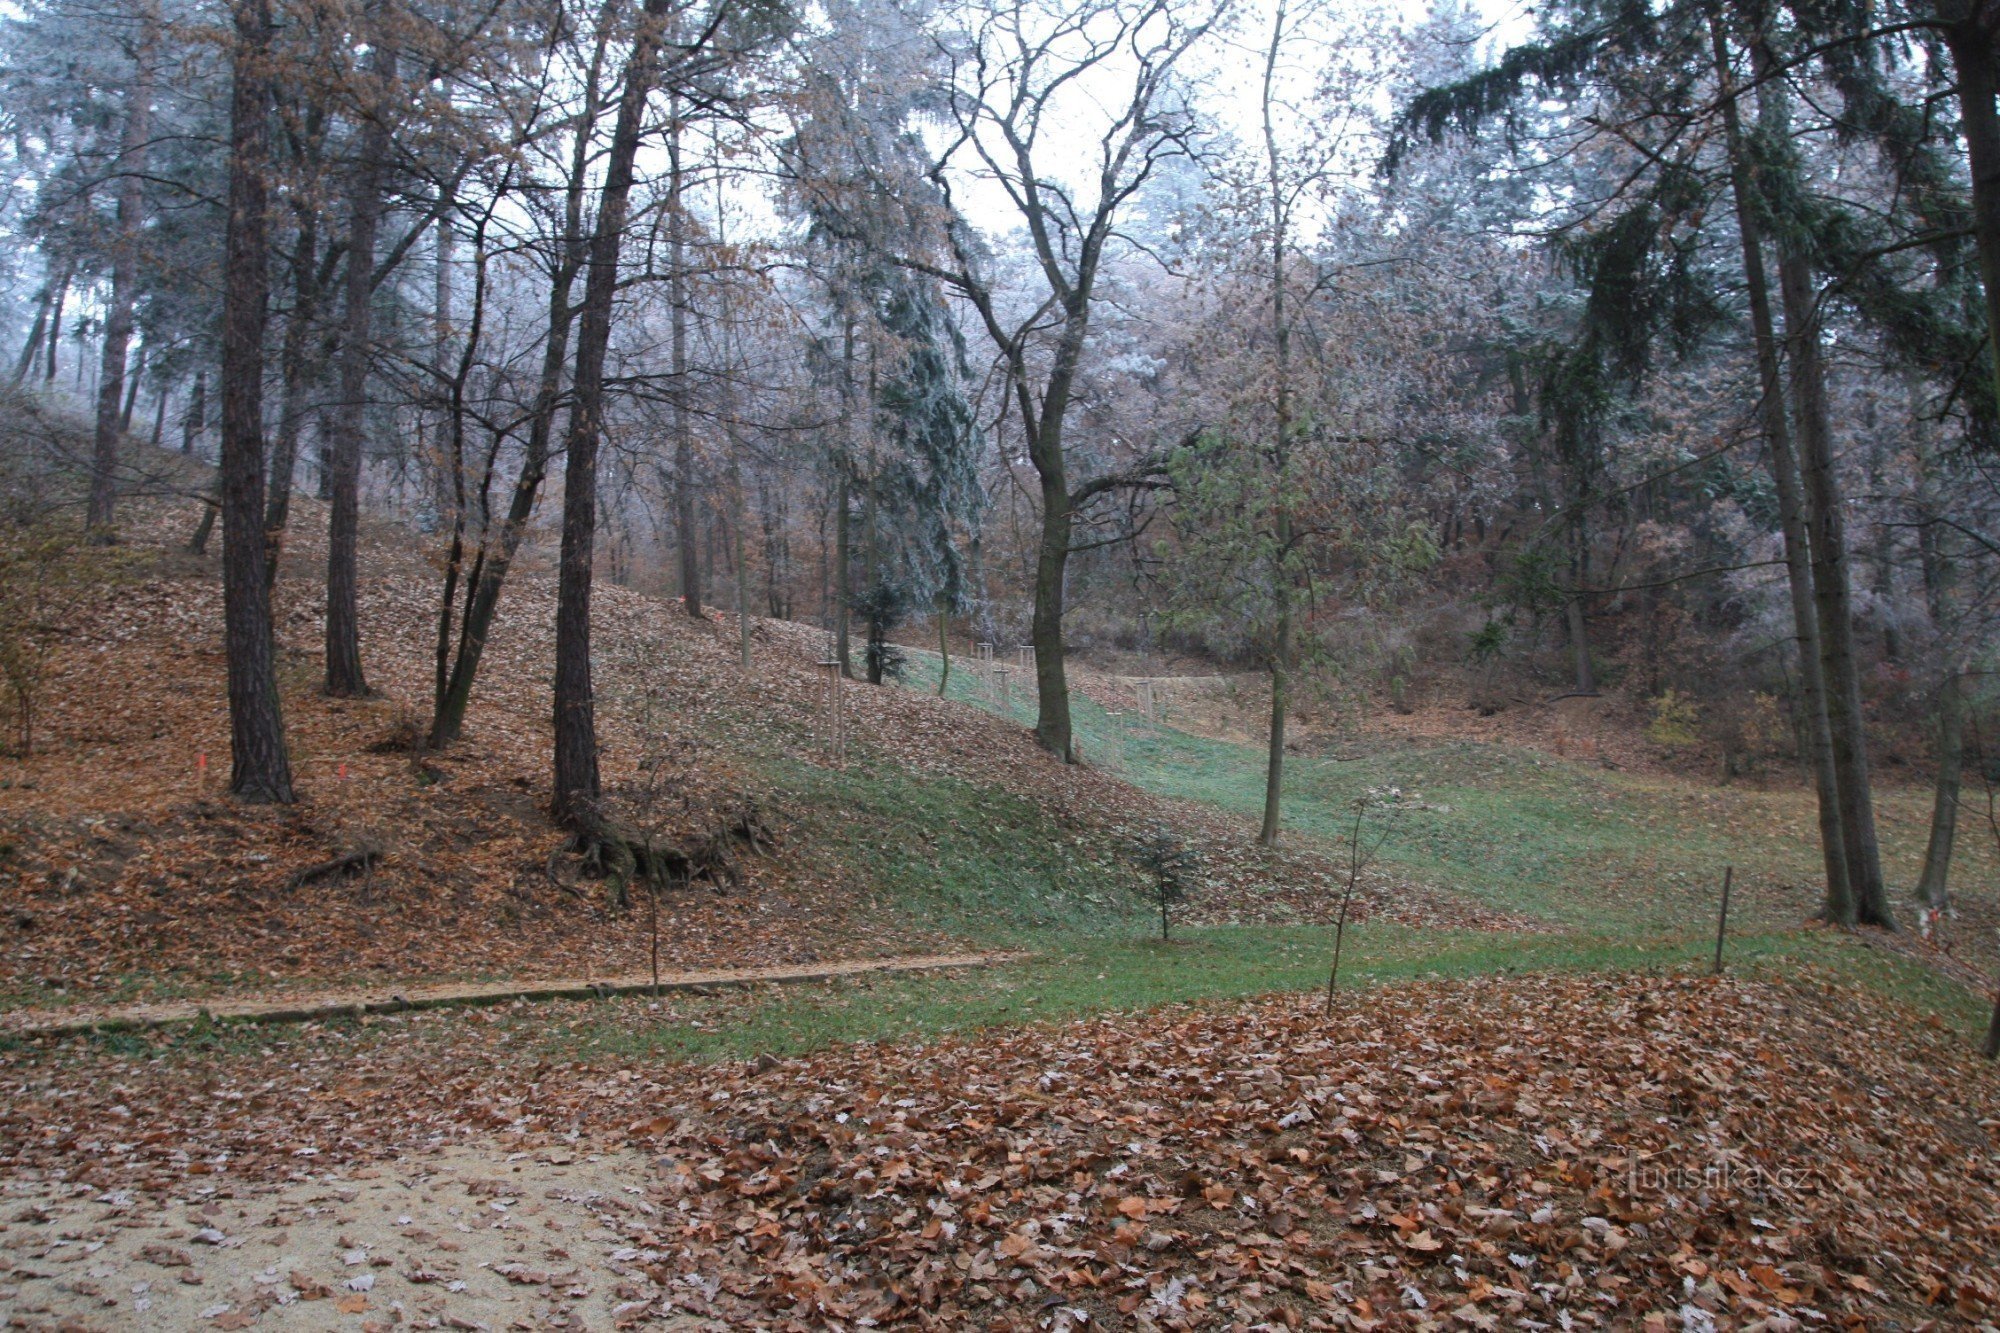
0, 492, 1497, 1007
3, 968, 1996, 1330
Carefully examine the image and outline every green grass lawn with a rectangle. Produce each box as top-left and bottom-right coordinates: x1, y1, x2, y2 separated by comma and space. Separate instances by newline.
802, 649, 1996, 1046
900, 649, 1991, 936
563, 920, 1994, 1063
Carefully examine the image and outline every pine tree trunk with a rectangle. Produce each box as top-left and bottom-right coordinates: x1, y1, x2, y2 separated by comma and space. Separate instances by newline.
1776, 247, 1892, 928
87, 24, 154, 540
1711, 13, 1852, 914
218, 0, 294, 804
551, 0, 673, 830
323, 22, 395, 698
1736, 33, 1872, 924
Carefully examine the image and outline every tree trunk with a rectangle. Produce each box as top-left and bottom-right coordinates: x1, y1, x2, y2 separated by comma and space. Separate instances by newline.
183, 370, 205, 454
87, 30, 153, 540
1260, 626, 1289, 846
937, 600, 951, 696
1776, 247, 1892, 928
121, 343, 144, 431
1778, 258, 1892, 927
1943, 9, 2000, 421
429, 13, 611, 749
432, 228, 488, 736
833, 469, 852, 677
1565, 556, 1596, 693
218, 0, 295, 804
1030, 464, 1075, 761
1258, 3, 1293, 847
188, 485, 219, 555
1916, 670, 1965, 910
668, 101, 702, 618
9, 280, 53, 387
323, 21, 396, 698
149, 378, 168, 449
1712, 12, 1853, 913
43, 273, 66, 384
551, 0, 674, 830
430, 209, 455, 522
265, 210, 325, 588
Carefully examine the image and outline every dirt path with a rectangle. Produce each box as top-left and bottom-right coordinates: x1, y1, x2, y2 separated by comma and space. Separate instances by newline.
1, 951, 1020, 1039
0, 1142, 702, 1331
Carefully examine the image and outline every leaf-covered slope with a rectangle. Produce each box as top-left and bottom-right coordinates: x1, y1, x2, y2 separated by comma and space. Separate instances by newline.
1, 493, 1498, 1005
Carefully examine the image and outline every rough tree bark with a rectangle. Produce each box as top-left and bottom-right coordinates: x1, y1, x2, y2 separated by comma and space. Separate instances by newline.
219, 0, 295, 803
551, 0, 676, 829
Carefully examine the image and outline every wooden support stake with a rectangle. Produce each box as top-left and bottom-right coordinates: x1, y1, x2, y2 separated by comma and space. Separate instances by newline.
1984, 944, 1999, 1059
649, 876, 661, 997
1713, 865, 1733, 975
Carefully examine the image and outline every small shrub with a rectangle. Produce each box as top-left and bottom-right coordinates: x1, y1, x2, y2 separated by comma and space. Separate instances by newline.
1646, 689, 1702, 748
1125, 822, 1199, 941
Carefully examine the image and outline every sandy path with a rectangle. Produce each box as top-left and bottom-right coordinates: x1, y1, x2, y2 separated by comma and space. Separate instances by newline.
1, 1144, 715, 1331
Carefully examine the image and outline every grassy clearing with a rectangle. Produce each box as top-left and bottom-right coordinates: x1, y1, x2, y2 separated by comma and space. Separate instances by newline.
805, 650, 1998, 1040
900, 650, 1992, 936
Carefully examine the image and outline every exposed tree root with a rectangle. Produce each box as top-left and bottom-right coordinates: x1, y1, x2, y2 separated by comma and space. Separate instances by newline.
286, 842, 382, 889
